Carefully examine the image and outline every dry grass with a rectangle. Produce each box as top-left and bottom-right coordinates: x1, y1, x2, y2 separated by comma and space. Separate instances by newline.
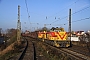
0, 41, 16, 55
0, 41, 22, 56
0, 40, 26, 60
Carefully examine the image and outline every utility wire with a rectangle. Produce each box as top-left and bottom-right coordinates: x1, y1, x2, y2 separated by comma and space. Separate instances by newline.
51, 17, 90, 27
50, 16, 68, 24
72, 6, 90, 15
63, 17, 90, 25
25, 0, 30, 18
72, 17, 90, 23
50, 6, 90, 24
25, 0, 32, 31
41, 0, 79, 23
46, 0, 79, 19
25, 0, 40, 26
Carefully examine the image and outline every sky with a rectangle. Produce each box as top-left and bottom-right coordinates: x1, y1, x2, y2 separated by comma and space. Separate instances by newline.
0, 0, 90, 32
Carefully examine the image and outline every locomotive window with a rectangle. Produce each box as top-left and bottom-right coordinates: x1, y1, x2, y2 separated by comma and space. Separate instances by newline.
54, 30, 62, 32
50, 29, 64, 32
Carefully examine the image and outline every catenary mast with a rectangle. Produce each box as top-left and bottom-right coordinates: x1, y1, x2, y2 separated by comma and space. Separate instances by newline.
17, 5, 21, 41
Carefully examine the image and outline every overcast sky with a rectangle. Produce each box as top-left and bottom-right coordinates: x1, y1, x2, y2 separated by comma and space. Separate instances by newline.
0, 0, 90, 32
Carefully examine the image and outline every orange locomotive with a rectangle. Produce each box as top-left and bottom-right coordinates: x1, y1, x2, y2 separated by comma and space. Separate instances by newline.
38, 27, 70, 47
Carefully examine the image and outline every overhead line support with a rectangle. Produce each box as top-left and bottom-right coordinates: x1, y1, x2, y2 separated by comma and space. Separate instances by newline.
17, 5, 21, 42
69, 9, 72, 46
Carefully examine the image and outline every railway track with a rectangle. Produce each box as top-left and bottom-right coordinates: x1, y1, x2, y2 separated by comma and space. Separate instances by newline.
61, 48, 90, 60
18, 37, 51, 60
18, 38, 36, 60
44, 42, 90, 60
67, 45, 90, 56
18, 37, 90, 60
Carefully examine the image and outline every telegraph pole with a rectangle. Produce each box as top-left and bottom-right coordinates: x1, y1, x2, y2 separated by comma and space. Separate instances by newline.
17, 5, 21, 42
69, 9, 72, 46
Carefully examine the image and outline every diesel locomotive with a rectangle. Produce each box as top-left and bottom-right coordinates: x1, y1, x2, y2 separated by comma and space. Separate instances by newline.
38, 27, 71, 47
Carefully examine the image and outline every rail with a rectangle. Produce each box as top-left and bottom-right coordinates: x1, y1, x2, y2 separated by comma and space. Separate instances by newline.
44, 42, 90, 60
60, 48, 90, 60
18, 38, 28, 60
18, 37, 36, 60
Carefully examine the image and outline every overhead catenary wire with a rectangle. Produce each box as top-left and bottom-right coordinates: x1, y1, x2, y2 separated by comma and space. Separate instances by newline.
45, 0, 79, 20
50, 16, 68, 24
41, 0, 79, 23
24, 0, 89, 30
72, 6, 90, 15
51, 17, 90, 28
25, 0, 46, 24
25, 0, 32, 31
24, 0, 80, 25
63, 17, 90, 25
50, 6, 90, 24
23, 0, 79, 22
25, 0, 30, 18
72, 17, 90, 23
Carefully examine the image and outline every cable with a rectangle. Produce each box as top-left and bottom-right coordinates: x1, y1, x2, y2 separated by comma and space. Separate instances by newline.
46, 0, 79, 19
25, 0, 30, 18
50, 5, 90, 24
25, 0, 32, 31
72, 17, 90, 23
42, 0, 79, 23
63, 17, 90, 25
25, 1, 43, 25
50, 16, 68, 24
72, 6, 90, 15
